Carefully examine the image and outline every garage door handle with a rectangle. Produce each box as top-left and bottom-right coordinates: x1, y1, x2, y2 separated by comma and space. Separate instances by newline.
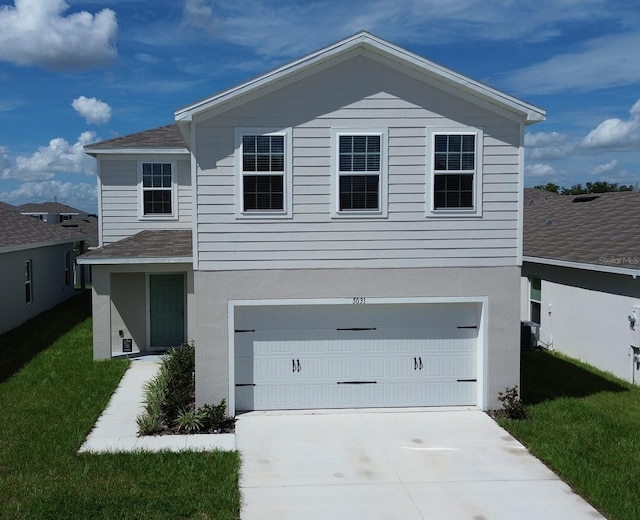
297, 359, 301, 372
419, 357, 423, 370
292, 359, 296, 372
337, 381, 377, 385
457, 379, 477, 382
414, 357, 417, 370
292, 359, 301, 372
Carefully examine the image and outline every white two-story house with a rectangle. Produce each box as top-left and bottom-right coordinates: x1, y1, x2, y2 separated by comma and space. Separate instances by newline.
79, 32, 545, 413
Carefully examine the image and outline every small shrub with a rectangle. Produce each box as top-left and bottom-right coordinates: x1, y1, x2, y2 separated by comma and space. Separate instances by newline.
174, 408, 205, 434
497, 385, 527, 420
200, 400, 229, 431
161, 343, 195, 422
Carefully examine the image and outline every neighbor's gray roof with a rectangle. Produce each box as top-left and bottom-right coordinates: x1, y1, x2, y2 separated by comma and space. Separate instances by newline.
18, 201, 86, 214
0, 202, 87, 251
84, 124, 187, 152
57, 215, 99, 248
523, 188, 640, 271
78, 230, 192, 264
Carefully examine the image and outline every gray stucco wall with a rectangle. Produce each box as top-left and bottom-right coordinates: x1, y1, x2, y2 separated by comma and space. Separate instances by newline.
0, 243, 78, 335
91, 263, 195, 359
194, 265, 521, 411
523, 262, 640, 384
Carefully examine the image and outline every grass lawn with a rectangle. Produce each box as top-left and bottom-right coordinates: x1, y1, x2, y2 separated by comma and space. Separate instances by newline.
498, 350, 640, 520
0, 291, 241, 519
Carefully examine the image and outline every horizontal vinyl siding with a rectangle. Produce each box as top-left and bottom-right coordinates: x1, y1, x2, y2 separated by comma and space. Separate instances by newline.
99, 156, 192, 245
195, 55, 522, 270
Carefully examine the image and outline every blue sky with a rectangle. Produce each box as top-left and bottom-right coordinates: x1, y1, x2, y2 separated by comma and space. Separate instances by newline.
1, 0, 640, 214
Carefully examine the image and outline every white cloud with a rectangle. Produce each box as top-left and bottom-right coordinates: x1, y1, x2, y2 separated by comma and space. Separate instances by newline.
525, 163, 557, 178
1, 132, 98, 181
72, 96, 112, 125
505, 31, 640, 94
181, 0, 626, 59
581, 99, 640, 150
0, 0, 117, 70
589, 160, 619, 176
0, 180, 97, 212
525, 131, 569, 148
525, 131, 575, 161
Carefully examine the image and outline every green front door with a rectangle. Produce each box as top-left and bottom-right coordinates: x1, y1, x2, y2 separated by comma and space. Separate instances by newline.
149, 274, 185, 348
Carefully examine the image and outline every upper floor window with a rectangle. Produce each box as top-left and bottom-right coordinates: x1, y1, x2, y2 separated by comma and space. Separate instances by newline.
235, 129, 292, 218
428, 128, 483, 217
332, 129, 387, 218
139, 162, 177, 219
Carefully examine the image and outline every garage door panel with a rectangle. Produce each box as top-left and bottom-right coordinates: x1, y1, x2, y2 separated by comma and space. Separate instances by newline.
234, 302, 480, 411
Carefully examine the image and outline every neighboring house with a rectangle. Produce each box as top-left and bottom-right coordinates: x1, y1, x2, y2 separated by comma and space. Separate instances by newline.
79, 32, 545, 413
18, 201, 89, 223
0, 202, 88, 335
57, 215, 99, 285
522, 188, 640, 384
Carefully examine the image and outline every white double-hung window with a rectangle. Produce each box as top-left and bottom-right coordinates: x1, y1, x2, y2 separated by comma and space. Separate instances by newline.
139, 161, 177, 219
332, 129, 387, 218
235, 128, 292, 218
427, 128, 483, 216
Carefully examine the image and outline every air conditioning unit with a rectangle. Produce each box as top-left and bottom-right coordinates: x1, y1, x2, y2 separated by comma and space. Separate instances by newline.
520, 321, 540, 351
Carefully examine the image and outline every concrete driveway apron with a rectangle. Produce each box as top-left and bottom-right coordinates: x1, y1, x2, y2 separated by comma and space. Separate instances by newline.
236, 409, 604, 520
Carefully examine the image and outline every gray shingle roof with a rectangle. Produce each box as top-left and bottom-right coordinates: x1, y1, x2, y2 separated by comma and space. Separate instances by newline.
57, 216, 99, 248
84, 124, 187, 152
0, 202, 87, 251
523, 188, 640, 270
79, 230, 192, 263
18, 201, 87, 214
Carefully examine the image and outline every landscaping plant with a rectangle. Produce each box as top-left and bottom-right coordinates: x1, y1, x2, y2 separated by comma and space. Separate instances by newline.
136, 343, 235, 435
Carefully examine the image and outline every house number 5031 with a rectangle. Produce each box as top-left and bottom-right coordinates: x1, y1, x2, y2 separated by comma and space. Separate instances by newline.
353, 297, 366, 304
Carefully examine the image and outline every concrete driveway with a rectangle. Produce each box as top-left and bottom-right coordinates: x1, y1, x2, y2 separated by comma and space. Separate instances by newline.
236, 409, 604, 519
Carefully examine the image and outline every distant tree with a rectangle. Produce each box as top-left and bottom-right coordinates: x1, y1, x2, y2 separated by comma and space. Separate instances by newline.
561, 184, 588, 195
534, 181, 635, 195
533, 182, 560, 193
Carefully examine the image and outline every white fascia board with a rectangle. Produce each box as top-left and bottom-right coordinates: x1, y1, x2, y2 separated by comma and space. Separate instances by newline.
523, 255, 640, 277
84, 148, 189, 156
77, 256, 192, 265
0, 237, 87, 254
175, 31, 545, 124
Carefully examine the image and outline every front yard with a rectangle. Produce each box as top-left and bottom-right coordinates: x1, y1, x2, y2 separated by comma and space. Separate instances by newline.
0, 292, 241, 520
499, 350, 640, 520
3, 292, 640, 519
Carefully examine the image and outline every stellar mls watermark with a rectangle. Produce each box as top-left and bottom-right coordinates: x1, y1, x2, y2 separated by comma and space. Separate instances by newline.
598, 256, 640, 266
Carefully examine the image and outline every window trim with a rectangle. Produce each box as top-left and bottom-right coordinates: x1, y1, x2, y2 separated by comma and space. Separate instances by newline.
331, 128, 388, 219
25, 259, 33, 305
138, 161, 179, 220
529, 277, 542, 325
426, 127, 483, 218
235, 127, 293, 219
64, 251, 72, 287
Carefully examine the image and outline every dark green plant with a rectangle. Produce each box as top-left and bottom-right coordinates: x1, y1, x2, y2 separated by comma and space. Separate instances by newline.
497, 385, 526, 420
200, 399, 235, 431
161, 343, 195, 422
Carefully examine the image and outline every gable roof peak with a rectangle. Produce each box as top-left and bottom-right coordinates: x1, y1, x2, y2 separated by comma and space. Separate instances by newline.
175, 31, 545, 125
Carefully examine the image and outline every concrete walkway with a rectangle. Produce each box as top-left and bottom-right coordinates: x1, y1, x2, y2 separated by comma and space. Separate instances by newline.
79, 356, 235, 453
237, 410, 605, 520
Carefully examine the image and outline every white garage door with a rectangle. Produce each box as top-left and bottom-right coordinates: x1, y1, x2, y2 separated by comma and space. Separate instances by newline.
234, 302, 480, 411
